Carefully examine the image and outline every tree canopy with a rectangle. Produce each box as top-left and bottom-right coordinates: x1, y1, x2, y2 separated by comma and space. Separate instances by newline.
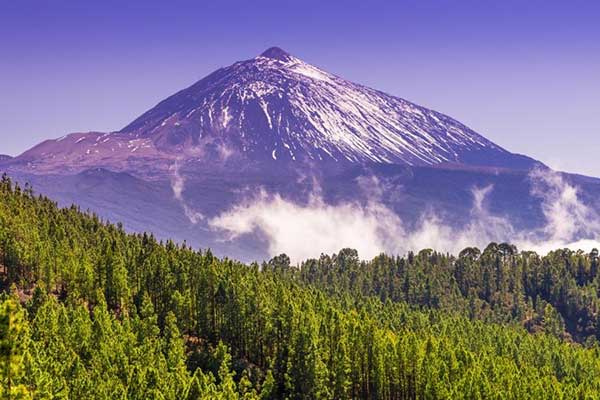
2, 173, 600, 398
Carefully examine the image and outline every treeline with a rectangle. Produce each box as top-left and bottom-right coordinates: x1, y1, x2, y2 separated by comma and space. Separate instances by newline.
294, 245, 600, 343
2, 173, 600, 399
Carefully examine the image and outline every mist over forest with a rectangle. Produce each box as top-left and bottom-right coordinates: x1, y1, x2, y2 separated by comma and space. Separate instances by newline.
3, 174, 600, 398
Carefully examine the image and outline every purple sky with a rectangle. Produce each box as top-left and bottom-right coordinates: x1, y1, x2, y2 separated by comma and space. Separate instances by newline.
1, 0, 599, 175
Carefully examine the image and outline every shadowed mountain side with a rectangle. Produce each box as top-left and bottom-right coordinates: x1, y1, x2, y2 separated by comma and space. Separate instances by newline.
6, 162, 599, 261
5, 168, 270, 261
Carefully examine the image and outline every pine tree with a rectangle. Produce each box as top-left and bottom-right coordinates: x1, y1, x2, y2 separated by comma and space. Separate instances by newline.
0, 298, 32, 399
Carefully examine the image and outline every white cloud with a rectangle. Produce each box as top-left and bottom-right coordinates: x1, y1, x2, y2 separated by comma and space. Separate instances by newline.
209, 191, 404, 262
529, 167, 598, 242
209, 168, 600, 263
518, 167, 600, 254
169, 161, 204, 224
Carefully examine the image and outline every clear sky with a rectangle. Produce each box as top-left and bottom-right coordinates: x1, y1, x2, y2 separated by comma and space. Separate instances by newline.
1, 0, 598, 175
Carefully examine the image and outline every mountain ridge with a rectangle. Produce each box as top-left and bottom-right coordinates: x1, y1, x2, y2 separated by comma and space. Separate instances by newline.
119, 46, 538, 168
9, 47, 539, 176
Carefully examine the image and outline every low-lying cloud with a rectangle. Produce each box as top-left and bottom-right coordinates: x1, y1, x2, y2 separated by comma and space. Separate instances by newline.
169, 161, 204, 224
518, 168, 600, 254
210, 191, 404, 262
209, 167, 600, 263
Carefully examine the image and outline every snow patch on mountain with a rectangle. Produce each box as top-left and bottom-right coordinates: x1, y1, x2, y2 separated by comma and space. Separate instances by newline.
120, 47, 536, 169
10, 47, 538, 176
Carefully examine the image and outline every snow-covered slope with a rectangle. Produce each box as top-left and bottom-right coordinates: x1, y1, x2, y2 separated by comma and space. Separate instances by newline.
12, 47, 537, 176
122, 47, 535, 168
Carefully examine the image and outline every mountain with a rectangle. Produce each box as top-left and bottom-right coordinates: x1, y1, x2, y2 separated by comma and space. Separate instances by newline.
0, 154, 12, 162
3, 47, 599, 261
11, 47, 536, 176
121, 46, 537, 169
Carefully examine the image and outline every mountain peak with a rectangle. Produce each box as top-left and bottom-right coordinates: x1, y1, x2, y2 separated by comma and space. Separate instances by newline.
16, 48, 538, 173
259, 46, 292, 61
112, 47, 539, 169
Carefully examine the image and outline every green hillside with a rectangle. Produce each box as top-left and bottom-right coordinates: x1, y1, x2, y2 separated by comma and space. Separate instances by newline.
2, 173, 600, 399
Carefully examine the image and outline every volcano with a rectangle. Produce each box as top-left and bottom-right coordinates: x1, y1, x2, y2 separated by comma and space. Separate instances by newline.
4, 47, 599, 261
12, 47, 537, 175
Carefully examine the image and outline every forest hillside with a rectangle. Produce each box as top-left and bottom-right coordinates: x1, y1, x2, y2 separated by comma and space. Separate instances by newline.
2, 174, 600, 399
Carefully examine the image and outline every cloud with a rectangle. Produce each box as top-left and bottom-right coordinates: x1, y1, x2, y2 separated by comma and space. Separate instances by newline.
402, 185, 517, 255
181, 140, 236, 162
517, 167, 600, 254
169, 161, 204, 224
209, 190, 404, 262
209, 167, 600, 263
529, 167, 598, 241
208, 184, 517, 263
216, 143, 234, 161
